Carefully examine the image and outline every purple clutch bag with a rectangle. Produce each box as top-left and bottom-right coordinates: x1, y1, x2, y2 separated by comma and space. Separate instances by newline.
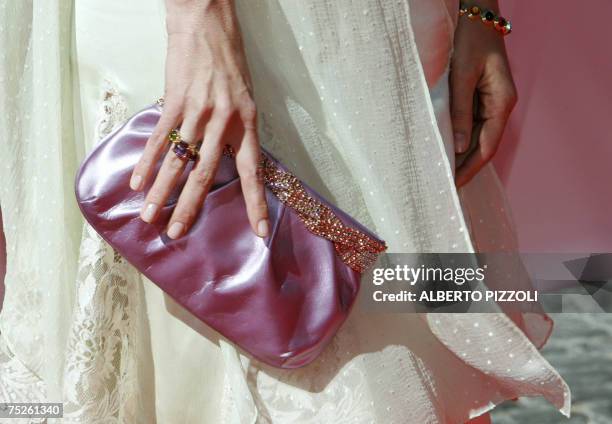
75, 102, 386, 368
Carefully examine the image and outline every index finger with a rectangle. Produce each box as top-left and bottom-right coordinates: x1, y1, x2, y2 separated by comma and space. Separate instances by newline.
129, 102, 182, 191
455, 116, 504, 187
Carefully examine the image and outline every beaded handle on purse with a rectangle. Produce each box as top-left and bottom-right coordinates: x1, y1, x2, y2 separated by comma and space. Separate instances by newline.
459, 3, 512, 36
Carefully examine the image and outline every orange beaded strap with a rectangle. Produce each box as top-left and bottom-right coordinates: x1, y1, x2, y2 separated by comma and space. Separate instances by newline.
459, 3, 512, 36
222, 145, 387, 273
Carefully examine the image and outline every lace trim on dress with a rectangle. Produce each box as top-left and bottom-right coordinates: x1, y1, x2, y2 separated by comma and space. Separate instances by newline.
61, 83, 151, 423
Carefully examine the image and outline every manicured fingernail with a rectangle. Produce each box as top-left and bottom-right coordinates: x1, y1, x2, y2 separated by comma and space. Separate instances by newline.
142, 203, 159, 223
167, 222, 185, 239
257, 219, 270, 238
454, 133, 468, 153
130, 174, 143, 191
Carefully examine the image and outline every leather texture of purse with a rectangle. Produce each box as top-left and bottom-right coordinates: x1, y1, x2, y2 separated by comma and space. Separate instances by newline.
75, 101, 387, 369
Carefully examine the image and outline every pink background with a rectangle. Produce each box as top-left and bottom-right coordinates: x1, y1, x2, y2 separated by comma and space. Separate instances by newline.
494, 0, 612, 253
1, 1, 611, 303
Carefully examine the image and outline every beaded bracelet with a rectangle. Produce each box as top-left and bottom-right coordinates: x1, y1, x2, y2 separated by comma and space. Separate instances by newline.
459, 3, 512, 36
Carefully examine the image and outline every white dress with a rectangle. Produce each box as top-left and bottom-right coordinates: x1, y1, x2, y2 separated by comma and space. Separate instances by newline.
0, 0, 570, 423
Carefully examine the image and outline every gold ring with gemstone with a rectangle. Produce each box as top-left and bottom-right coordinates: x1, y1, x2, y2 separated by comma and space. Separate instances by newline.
168, 129, 199, 161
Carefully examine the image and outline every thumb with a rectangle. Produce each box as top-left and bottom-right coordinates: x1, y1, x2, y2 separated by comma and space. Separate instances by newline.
451, 71, 477, 154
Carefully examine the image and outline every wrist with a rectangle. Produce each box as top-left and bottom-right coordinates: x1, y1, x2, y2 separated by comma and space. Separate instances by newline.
458, 1, 511, 36
165, 0, 237, 35
460, 0, 500, 14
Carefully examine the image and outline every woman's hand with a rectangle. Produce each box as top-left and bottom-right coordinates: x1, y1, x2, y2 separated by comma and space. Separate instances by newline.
129, 0, 269, 239
451, 0, 517, 187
